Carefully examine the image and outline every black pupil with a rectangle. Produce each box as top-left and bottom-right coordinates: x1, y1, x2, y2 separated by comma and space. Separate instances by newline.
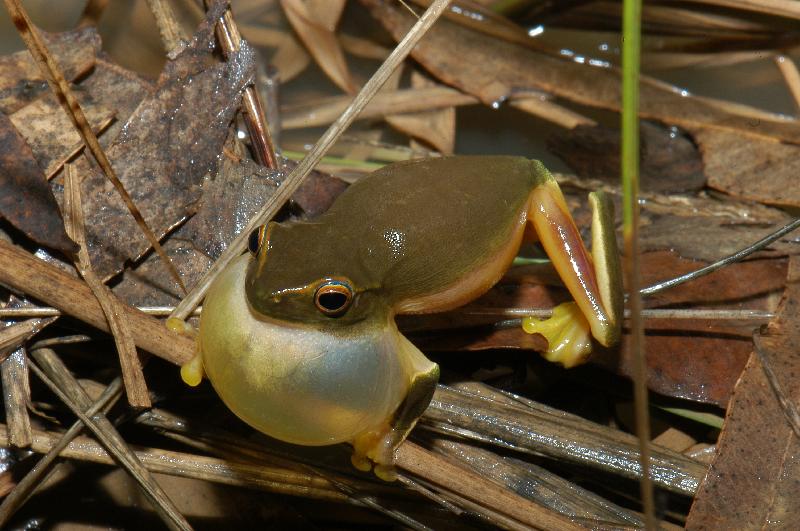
318, 290, 348, 311
248, 228, 261, 254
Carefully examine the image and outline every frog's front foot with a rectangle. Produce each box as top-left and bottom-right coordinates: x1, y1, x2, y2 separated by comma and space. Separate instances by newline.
351, 425, 399, 481
167, 317, 205, 387
350, 360, 439, 481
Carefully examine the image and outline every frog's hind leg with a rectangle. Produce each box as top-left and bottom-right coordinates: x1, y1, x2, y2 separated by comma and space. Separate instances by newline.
523, 181, 622, 367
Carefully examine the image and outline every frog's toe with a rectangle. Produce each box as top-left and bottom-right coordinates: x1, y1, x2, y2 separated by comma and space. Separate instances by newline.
374, 464, 398, 482
522, 302, 593, 368
180, 353, 205, 387
350, 453, 373, 472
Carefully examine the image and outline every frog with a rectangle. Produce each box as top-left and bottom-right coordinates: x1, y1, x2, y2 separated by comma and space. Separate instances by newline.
180, 155, 622, 479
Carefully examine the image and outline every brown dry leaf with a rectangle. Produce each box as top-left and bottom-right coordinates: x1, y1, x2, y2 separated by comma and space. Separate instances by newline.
362, 0, 800, 144
72, 9, 255, 279
339, 33, 390, 60
686, 257, 800, 527
0, 112, 77, 256
548, 121, 706, 193
10, 93, 114, 179
697, 128, 800, 207
75, 58, 154, 148
240, 24, 311, 83
304, 0, 347, 31
639, 214, 799, 263
509, 94, 596, 130
386, 71, 456, 154
0, 27, 100, 114
281, 0, 356, 93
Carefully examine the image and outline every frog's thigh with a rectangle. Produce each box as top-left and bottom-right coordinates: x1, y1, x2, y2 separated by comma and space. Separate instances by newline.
524, 182, 621, 366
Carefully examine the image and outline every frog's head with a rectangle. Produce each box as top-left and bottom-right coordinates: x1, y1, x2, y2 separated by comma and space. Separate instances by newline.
243, 221, 385, 328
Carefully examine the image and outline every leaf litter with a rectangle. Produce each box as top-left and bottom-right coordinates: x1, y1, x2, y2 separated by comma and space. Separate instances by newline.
687, 257, 800, 528
2, 0, 800, 528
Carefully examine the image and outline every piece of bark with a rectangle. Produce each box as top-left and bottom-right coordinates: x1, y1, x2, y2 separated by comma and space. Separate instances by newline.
0, 112, 77, 256
687, 257, 800, 528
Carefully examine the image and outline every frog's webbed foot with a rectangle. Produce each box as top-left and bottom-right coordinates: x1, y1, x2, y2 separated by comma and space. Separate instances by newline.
522, 302, 592, 368
166, 317, 205, 387
351, 339, 439, 481
525, 183, 623, 365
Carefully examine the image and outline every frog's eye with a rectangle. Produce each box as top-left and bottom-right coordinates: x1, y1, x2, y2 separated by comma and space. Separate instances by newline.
248, 225, 267, 255
314, 281, 353, 317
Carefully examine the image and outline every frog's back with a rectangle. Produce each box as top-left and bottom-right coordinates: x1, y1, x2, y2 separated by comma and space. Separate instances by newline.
320, 155, 552, 309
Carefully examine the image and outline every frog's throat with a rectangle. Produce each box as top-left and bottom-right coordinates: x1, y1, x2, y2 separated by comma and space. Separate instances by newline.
198, 254, 436, 449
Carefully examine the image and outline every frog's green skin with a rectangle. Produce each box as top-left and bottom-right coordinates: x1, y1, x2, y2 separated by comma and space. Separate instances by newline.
188, 155, 622, 477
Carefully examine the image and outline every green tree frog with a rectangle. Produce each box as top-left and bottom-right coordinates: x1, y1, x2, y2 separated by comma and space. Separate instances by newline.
181, 156, 622, 479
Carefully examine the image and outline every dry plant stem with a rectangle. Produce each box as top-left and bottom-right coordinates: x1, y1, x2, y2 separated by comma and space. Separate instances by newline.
426, 437, 643, 526
681, 0, 800, 19
0, 348, 32, 448
0, 239, 194, 366
425, 385, 705, 496
0, 377, 123, 527
63, 164, 149, 408
397, 441, 582, 531
402, 476, 533, 531
147, 0, 186, 52
775, 55, 800, 110
509, 97, 596, 129
212, 7, 278, 169
0, 317, 56, 359
302, 469, 433, 531
170, 0, 454, 320
0, 425, 350, 503
282, 86, 478, 129
0, 307, 202, 318
28, 349, 191, 531
2, 0, 186, 293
